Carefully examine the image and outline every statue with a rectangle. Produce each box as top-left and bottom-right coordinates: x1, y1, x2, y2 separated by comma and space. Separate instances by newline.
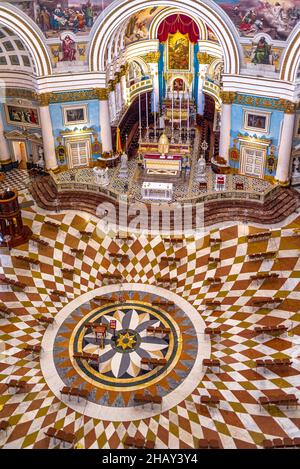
158, 133, 169, 156
93, 167, 109, 187
119, 152, 128, 179
196, 154, 206, 183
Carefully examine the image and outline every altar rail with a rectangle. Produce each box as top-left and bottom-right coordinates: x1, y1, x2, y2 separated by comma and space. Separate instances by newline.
50, 172, 279, 207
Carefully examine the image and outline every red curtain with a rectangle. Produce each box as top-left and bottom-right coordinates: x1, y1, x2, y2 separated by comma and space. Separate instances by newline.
157, 14, 200, 43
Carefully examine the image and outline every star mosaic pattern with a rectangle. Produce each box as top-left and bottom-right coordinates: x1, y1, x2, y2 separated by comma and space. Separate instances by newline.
0, 187, 300, 449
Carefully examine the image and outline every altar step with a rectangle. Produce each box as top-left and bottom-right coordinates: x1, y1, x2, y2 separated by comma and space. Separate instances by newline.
29, 177, 300, 228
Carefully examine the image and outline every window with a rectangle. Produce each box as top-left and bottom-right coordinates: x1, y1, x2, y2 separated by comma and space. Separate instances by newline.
67, 140, 90, 168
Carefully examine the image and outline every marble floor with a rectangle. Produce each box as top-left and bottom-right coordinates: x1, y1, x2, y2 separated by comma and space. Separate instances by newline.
0, 188, 300, 449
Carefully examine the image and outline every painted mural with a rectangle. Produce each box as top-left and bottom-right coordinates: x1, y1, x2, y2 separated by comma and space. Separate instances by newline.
243, 40, 283, 72
11, 1, 300, 41
215, 0, 300, 40
124, 7, 164, 45
12, 1, 115, 38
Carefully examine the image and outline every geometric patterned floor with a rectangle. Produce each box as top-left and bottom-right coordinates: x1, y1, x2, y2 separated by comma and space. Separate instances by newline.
0, 191, 300, 449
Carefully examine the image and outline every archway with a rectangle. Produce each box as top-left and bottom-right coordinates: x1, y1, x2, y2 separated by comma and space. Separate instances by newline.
280, 24, 300, 82
0, 3, 52, 77
89, 0, 241, 75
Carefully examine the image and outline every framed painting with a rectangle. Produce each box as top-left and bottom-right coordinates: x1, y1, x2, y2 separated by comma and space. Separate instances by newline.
5, 104, 40, 128
167, 32, 190, 71
63, 105, 88, 126
244, 110, 270, 133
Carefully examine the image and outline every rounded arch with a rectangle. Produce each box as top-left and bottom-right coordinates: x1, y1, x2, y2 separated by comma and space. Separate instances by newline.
149, 7, 207, 41
280, 24, 300, 82
127, 57, 149, 77
0, 3, 52, 77
89, 0, 241, 75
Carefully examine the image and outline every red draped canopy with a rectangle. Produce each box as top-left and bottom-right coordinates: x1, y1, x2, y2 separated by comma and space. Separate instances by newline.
157, 14, 200, 43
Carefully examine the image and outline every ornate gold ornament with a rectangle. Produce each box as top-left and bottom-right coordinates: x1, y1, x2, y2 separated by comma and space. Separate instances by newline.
38, 89, 108, 105
220, 91, 236, 104
144, 51, 161, 63
197, 52, 214, 65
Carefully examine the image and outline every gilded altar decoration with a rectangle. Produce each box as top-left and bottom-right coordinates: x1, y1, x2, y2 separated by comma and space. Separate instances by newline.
229, 140, 240, 162
92, 135, 102, 155
55, 138, 66, 163
267, 146, 277, 174
168, 32, 190, 71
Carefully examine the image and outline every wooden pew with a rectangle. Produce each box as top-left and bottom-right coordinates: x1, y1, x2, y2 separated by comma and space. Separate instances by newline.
44, 220, 60, 229
247, 232, 272, 242
255, 359, 292, 371
204, 327, 221, 338
258, 393, 298, 410
141, 357, 167, 368
250, 272, 279, 281
0, 420, 10, 434
200, 395, 220, 407
60, 386, 89, 402
198, 438, 221, 449
6, 379, 28, 393
147, 326, 171, 335
123, 435, 155, 449
37, 316, 54, 326
45, 427, 76, 447
14, 255, 40, 266
254, 325, 288, 337
30, 234, 49, 247
202, 359, 220, 372
248, 251, 276, 261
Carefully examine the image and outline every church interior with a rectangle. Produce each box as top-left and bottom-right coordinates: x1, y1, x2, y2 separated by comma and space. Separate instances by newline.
0, 0, 300, 451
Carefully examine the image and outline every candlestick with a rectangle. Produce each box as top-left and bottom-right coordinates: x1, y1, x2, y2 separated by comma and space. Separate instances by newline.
145, 92, 149, 142
153, 91, 157, 142
179, 94, 182, 144
187, 89, 190, 145
138, 92, 142, 143
171, 89, 174, 144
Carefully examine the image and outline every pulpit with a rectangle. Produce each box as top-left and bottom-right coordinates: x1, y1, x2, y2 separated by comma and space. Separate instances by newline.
0, 189, 32, 248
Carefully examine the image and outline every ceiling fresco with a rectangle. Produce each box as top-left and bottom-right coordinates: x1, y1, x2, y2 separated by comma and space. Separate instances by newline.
8, 1, 300, 41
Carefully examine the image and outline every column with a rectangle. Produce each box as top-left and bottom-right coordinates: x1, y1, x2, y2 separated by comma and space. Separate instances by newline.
0, 107, 11, 167
197, 65, 207, 115
120, 74, 127, 106
145, 53, 160, 111
97, 89, 112, 153
39, 95, 58, 170
275, 107, 296, 185
219, 92, 235, 162
108, 80, 117, 122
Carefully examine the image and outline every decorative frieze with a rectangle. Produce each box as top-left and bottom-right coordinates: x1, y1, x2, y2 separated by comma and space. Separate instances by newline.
38, 89, 108, 105
234, 94, 297, 113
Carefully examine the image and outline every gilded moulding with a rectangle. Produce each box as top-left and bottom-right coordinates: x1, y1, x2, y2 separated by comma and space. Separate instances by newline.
37, 89, 108, 105
234, 94, 297, 113
220, 91, 236, 104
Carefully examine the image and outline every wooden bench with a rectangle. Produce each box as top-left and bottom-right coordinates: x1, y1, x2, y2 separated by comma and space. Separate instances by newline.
209, 237, 222, 244
0, 303, 12, 317
247, 232, 272, 242
73, 352, 99, 363
141, 357, 167, 368
0, 277, 27, 290
254, 325, 288, 337
198, 438, 221, 449
14, 256, 40, 266
160, 256, 181, 264
258, 393, 298, 410
202, 359, 220, 372
255, 359, 292, 371
248, 251, 276, 261
262, 437, 300, 449
44, 220, 60, 229
250, 272, 279, 281
0, 420, 10, 434
50, 290, 67, 298
156, 276, 177, 287
70, 248, 84, 255
123, 435, 155, 449
147, 326, 171, 335
23, 344, 42, 354
101, 273, 122, 283
44, 427, 76, 447
78, 230, 93, 237
109, 253, 130, 262
203, 300, 221, 308
30, 234, 49, 247
200, 395, 220, 407
208, 256, 221, 263
251, 298, 283, 307
37, 316, 54, 325
61, 267, 75, 275
163, 237, 184, 245
60, 386, 89, 402
134, 393, 162, 408
204, 327, 221, 338
6, 379, 27, 393
206, 277, 222, 284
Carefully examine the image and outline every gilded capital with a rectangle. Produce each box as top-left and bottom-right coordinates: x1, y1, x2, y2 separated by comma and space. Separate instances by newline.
95, 88, 108, 101
197, 52, 214, 65
108, 79, 116, 92
144, 52, 160, 63
38, 92, 53, 106
220, 91, 236, 104
279, 99, 296, 114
